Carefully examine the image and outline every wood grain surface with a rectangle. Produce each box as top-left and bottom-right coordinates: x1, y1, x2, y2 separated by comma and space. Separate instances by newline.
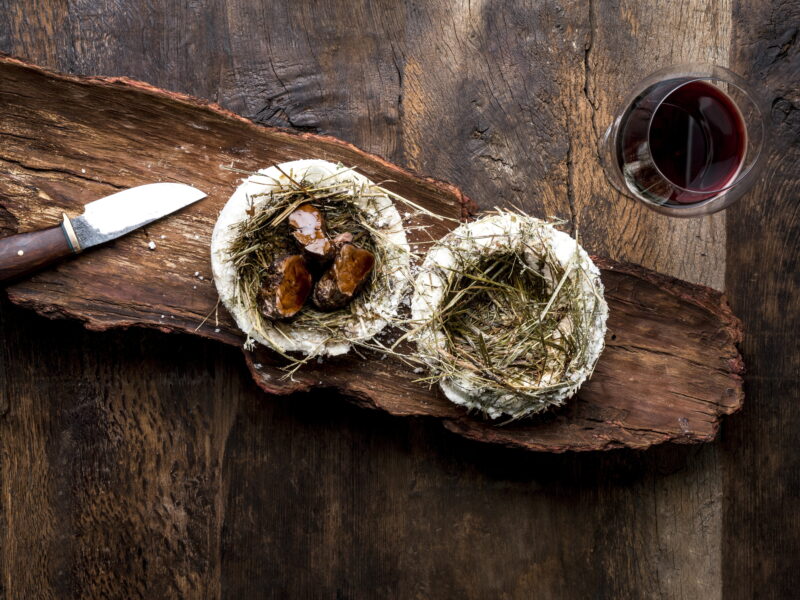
0, 56, 743, 452
0, 0, 796, 598
723, 0, 800, 597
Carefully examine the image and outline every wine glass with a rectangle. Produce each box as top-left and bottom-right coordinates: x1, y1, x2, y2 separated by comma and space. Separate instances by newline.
599, 64, 767, 218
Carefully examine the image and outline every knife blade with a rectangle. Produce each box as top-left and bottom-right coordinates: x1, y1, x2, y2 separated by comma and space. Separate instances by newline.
0, 182, 207, 283
69, 183, 207, 251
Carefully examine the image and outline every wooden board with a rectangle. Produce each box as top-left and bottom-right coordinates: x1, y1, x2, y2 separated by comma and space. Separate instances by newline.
723, 1, 800, 597
0, 55, 743, 452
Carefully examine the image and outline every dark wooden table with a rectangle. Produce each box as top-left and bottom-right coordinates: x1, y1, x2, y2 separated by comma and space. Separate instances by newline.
0, 1, 797, 598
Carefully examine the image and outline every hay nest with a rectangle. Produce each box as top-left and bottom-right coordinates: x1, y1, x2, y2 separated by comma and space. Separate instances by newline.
410, 212, 608, 420
211, 159, 411, 359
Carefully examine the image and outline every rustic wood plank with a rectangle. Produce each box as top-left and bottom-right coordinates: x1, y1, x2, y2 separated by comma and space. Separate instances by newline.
363, 2, 735, 595
0, 55, 743, 453
570, 0, 732, 291
562, 1, 734, 594
723, 1, 800, 597
0, 295, 240, 599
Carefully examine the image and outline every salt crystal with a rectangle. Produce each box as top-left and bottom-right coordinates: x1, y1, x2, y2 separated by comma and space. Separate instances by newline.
214, 328, 220, 333
81, 168, 86, 174
194, 271, 200, 277
199, 275, 204, 280
148, 241, 156, 250
160, 235, 166, 239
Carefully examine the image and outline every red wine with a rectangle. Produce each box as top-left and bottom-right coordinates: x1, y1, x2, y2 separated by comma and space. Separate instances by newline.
617, 78, 747, 205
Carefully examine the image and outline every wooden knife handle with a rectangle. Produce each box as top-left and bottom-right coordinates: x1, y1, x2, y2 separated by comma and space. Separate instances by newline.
0, 215, 79, 283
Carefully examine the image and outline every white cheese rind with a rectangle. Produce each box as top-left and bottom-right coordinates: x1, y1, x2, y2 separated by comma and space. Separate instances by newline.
211, 159, 410, 357
411, 213, 608, 419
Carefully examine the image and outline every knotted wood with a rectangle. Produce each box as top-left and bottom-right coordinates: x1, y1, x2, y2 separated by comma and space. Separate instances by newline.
0, 55, 744, 452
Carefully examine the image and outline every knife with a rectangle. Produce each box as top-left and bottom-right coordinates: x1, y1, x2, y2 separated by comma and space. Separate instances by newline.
0, 182, 206, 283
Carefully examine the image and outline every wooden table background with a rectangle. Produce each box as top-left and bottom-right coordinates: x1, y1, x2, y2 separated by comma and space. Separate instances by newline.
0, 1, 797, 598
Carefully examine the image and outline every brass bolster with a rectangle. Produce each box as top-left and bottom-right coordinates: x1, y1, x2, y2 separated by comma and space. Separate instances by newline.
61, 213, 81, 253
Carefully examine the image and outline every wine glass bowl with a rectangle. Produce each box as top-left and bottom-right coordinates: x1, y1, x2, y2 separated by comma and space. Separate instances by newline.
599, 64, 767, 217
